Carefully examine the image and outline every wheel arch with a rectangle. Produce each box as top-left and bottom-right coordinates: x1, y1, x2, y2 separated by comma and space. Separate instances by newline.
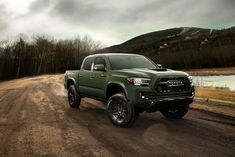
67, 78, 78, 91
106, 82, 129, 101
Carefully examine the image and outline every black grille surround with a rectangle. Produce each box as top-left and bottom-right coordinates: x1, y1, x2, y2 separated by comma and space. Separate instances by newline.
155, 77, 191, 95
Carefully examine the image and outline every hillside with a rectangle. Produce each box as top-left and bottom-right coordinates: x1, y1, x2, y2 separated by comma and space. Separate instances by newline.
99, 27, 235, 69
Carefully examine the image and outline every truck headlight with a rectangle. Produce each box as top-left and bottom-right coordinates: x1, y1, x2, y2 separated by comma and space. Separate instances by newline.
127, 77, 151, 86
188, 76, 194, 85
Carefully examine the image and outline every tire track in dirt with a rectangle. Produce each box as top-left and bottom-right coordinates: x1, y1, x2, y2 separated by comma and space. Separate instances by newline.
0, 87, 33, 156
43, 78, 115, 157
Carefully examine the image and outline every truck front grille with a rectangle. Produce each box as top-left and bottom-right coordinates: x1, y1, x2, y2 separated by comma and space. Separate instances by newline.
155, 77, 191, 94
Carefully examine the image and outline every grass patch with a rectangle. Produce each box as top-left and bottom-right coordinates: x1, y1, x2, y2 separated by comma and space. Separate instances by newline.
195, 86, 235, 102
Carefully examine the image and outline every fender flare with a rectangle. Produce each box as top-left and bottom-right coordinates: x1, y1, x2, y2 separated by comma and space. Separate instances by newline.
106, 81, 129, 101
67, 77, 79, 92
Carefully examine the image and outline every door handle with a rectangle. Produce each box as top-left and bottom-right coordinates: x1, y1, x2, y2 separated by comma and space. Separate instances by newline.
90, 76, 94, 78
100, 73, 106, 77
79, 75, 83, 77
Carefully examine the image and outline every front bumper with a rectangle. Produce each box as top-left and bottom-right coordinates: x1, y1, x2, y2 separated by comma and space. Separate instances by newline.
129, 85, 195, 110
145, 95, 194, 112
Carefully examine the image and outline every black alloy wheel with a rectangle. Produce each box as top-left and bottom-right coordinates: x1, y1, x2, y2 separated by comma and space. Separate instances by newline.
107, 93, 138, 127
68, 85, 81, 108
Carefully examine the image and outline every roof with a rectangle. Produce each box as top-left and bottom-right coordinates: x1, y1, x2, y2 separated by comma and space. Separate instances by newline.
86, 53, 142, 58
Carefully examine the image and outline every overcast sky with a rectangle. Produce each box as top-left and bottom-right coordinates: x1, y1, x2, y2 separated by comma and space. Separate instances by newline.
0, 0, 235, 46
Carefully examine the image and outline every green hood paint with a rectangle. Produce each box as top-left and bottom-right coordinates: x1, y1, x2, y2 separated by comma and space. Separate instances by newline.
112, 68, 188, 78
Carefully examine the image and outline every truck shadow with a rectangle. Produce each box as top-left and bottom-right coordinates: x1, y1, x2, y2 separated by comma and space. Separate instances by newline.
64, 102, 234, 156
64, 100, 215, 131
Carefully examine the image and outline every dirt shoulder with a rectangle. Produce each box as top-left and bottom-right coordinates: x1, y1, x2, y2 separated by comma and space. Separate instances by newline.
193, 86, 235, 118
192, 99, 235, 119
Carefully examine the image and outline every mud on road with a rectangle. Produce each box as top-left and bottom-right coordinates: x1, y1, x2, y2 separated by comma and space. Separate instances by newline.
0, 75, 234, 157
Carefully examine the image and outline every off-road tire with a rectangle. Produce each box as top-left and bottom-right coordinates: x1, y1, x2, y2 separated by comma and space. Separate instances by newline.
68, 85, 81, 108
160, 104, 189, 119
107, 93, 138, 127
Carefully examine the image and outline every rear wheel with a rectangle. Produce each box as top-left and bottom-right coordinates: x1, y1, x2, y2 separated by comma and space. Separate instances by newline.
107, 93, 138, 127
160, 104, 189, 119
68, 85, 81, 108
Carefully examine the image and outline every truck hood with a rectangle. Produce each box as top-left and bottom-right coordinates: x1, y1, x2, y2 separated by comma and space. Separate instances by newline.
113, 68, 189, 78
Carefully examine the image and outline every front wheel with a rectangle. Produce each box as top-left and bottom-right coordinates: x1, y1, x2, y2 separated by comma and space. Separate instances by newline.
68, 85, 81, 108
160, 104, 189, 119
107, 93, 138, 127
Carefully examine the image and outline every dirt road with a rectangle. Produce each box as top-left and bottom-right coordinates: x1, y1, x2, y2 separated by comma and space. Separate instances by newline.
0, 75, 234, 157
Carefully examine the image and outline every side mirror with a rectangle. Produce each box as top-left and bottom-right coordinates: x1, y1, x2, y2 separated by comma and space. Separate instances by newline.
93, 64, 106, 72
156, 64, 163, 68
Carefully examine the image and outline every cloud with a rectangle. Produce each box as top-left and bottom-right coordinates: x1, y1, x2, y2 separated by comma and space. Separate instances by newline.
1, 0, 235, 45
50, 0, 137, 29
47, 0, 235, 43
0, 4, 10, 34
29, 0, 52, 13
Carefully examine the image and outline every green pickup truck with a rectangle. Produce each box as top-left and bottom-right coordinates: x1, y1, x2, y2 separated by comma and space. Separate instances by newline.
64, 53, 194, 127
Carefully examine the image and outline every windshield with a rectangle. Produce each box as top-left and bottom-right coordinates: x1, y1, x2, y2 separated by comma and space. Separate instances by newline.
108, 55, 157, 70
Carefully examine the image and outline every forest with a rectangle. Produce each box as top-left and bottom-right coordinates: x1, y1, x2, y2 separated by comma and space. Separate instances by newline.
0, 35, 101, 80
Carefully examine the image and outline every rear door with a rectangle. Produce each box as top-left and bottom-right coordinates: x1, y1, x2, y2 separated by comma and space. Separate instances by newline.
78, 57, 95, 96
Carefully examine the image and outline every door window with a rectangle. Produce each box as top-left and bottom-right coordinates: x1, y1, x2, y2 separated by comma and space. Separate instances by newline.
94, 57, 106, 67
82, 57, 93, 70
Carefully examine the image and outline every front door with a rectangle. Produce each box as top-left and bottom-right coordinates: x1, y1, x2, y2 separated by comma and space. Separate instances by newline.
89, 57, 107, 99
